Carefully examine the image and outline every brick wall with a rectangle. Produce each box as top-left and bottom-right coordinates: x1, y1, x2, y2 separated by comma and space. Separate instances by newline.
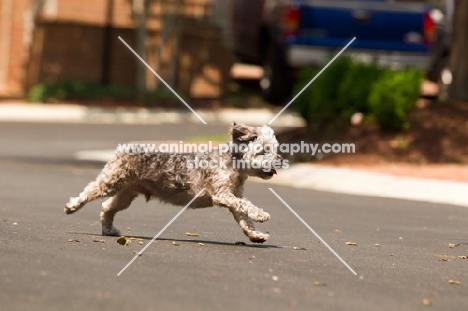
27, 22, 138, 89
178, 20, 232, 98
0, 0, 32, 96
1, 0, 232, 99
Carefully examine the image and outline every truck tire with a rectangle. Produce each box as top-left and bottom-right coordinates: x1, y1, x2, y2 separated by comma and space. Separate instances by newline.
260, 45, 293, 104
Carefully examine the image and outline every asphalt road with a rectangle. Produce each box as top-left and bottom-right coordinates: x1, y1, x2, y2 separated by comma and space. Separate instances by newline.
1, 122, 467, 311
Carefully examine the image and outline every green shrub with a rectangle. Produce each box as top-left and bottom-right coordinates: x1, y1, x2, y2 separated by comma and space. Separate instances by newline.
368, 69, 423, 130
28, 84, 46, 102
146, 88, 179, 102
293, 58, 423, 131
27, 81, 181, 106
28, 82, 135, 102
28, 83, 68, 102
294, 58, 386, 131
337, 61, 385, 114
293, 66, 320, 122
293, 58, 355, 131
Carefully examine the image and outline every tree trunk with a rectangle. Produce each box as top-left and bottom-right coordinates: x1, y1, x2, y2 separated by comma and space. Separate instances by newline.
156, 0, 169, 90
448, 0, 468, 101
168, 0, 183, 87
134, 0, 148, 102
24, 0, 45, 92
157, 0, 182, 89
101, 0, 114, 85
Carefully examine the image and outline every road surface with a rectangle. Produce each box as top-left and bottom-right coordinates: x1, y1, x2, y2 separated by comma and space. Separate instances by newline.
0, 122, 467, 310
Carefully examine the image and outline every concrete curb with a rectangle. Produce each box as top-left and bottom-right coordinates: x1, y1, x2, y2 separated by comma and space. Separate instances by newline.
256, 164, 468, 208
74, 149, 468, 208
0, 104, 305, 127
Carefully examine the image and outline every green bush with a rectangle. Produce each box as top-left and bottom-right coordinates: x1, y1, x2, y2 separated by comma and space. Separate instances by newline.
293, 66, 320, 122
294, 58, 384, 131
28, 82, 135, 102
28, 83, 68, 102
27, 81, 182, 106
337, 61, 385, 115
368, 69, 423, 130
293, 58, 423, 131
146, 88, 179, 102
293, 58, 350, 131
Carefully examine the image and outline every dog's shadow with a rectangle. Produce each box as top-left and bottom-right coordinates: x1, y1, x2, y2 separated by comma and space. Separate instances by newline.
69, 232, 280, 249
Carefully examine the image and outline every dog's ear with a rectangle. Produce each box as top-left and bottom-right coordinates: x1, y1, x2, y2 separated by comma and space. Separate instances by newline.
230, 122, 258, 142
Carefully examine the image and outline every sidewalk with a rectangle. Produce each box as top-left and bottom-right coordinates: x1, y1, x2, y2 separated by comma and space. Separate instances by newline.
0, 103, 305, 127
257, 163, 468, 208
74, 148, 468, 208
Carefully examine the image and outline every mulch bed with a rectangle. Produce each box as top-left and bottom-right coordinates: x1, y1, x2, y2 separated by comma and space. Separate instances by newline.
277, 101, 468, 165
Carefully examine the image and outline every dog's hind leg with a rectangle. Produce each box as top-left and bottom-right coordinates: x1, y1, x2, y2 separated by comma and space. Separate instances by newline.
232, 210, 269, 243
100, 188, 139, 236
65, 167, 131, 215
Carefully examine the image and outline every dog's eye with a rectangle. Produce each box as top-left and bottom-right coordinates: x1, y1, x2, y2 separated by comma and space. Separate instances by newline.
239, 135, 257, 142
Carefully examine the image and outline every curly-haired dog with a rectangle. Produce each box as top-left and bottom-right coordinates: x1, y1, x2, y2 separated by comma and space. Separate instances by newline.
65, 123, 286, 243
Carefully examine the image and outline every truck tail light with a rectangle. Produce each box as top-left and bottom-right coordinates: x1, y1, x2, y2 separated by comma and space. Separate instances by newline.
283, 4, 300, 39
423, 12, 436, 45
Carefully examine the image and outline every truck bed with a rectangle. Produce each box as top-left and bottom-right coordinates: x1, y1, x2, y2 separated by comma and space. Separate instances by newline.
288, 0, 432, 68
288, 0, 428, 52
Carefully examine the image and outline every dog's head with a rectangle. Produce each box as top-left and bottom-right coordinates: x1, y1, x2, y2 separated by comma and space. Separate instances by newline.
229, 122, 285, 180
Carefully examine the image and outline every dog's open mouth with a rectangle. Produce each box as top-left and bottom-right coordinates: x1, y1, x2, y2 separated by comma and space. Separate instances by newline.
262, 168, 277, 176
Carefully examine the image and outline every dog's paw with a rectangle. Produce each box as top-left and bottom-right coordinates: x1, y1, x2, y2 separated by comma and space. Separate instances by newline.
102, 226, 121, 237
65, 197, 83, 214
249, 232, 269, 244
64, 203, 77, 214
248, 209, 270, 223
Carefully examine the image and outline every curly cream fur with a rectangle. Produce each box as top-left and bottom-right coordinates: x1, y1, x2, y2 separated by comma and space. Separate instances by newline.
65, 123, 284, 243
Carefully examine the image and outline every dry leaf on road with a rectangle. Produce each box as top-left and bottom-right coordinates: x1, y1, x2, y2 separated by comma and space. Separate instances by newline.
422, 299, 433, 306
116, 236, 130, 246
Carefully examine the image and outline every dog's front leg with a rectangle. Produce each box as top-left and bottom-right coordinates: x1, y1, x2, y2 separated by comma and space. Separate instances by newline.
232, 210, 269, 243
212, 193, 270, 223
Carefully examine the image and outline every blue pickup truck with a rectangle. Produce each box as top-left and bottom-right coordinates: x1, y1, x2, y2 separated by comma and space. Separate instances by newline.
215, 0, 436, 103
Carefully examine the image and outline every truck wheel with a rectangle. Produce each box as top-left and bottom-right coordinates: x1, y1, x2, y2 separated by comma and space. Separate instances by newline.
260, 46, 293, 104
